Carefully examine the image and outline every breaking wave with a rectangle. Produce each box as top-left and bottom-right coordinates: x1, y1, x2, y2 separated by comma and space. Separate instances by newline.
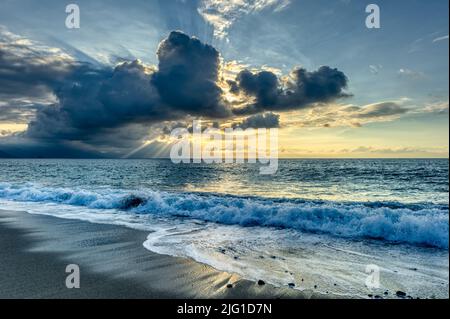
0, 182, 448, 249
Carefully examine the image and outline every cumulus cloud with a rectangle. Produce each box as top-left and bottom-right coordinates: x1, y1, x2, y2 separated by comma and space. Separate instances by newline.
0, 27, 75, 101
151, 31, 231, 118
234, 112, 280, 129
232, 66, 350, 115
21, 32, 234, 145
0, 28, 351, 157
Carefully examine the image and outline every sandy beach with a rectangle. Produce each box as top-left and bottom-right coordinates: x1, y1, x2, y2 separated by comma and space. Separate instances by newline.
0, 209, 325, 299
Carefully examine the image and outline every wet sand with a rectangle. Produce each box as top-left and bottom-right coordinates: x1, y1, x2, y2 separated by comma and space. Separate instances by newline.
0, 209, 326, 299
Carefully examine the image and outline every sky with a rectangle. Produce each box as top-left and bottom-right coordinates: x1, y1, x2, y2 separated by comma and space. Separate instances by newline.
0, 0, 448, 158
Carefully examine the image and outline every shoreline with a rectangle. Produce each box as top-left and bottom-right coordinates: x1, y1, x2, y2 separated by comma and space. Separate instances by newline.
0, 209, 324, 299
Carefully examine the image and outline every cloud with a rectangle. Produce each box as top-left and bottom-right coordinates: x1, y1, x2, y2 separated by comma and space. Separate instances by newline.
234, 112, 280, 129
234, 69, 279, 108
284, 101, 410, 128
432, 35, 449, 43
151, 31, 231, 118
232, 66, 350, 115
0, 28, 349, 157
0, 100, 39, 123
0, 130, 13, 137
198, 0, 290, 39
0, 27, 74, 101
0, 149, 12, 157
423, 101, 449, 114
1, 30, 235, 156
22, 32, 234, 144
353, 102, 409, 118
0, 135, 105, 158
398, 68, 425, 80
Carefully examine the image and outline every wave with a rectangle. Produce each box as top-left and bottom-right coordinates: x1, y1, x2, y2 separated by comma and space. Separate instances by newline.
0, 183, 448, 249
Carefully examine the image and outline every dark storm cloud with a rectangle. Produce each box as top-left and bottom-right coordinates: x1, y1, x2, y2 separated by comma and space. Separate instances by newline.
0, 101, 38, 123
235, 70, 279, 107
0, 30, 236, 157
161, 120, 193, 135
0, 30, 75, 100
0, 137, 105, 158
227, 79, 240, 94
151, 30, 231, 118
232, 66, 350, 115
234, 112, 280, 129
1, 28, 351, 157
26, 31, 233, 144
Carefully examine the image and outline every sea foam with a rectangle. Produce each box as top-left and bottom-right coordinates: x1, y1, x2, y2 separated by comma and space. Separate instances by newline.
0, 183, 448, 249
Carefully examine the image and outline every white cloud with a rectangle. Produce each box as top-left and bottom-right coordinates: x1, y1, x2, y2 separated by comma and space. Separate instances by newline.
282, 99, 413, 128
398, 68, 425, 80
432, 35, 449, 43
423, 101, 449, 114
198, 0, 290, 39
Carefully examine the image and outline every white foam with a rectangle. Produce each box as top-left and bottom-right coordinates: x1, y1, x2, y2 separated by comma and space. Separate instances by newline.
1, 197, 448, 298
0, 182, 448, 248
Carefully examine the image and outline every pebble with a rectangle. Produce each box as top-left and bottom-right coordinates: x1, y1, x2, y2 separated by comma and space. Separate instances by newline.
396, 291, 407, 297
258, 280, 265, 286
226, 284, 233, 289
288, 283, 295, 288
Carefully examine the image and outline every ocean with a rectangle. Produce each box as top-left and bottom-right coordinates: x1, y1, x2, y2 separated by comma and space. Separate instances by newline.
0, 158, 448, 298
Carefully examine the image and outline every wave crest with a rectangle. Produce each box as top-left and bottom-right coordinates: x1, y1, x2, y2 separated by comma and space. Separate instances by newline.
0, 183, 448, 249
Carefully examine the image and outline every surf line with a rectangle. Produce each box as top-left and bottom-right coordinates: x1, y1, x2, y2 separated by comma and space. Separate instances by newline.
169, 120, 278, 175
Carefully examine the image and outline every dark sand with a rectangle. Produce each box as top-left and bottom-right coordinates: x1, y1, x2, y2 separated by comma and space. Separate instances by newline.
0, 209, 325, 299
